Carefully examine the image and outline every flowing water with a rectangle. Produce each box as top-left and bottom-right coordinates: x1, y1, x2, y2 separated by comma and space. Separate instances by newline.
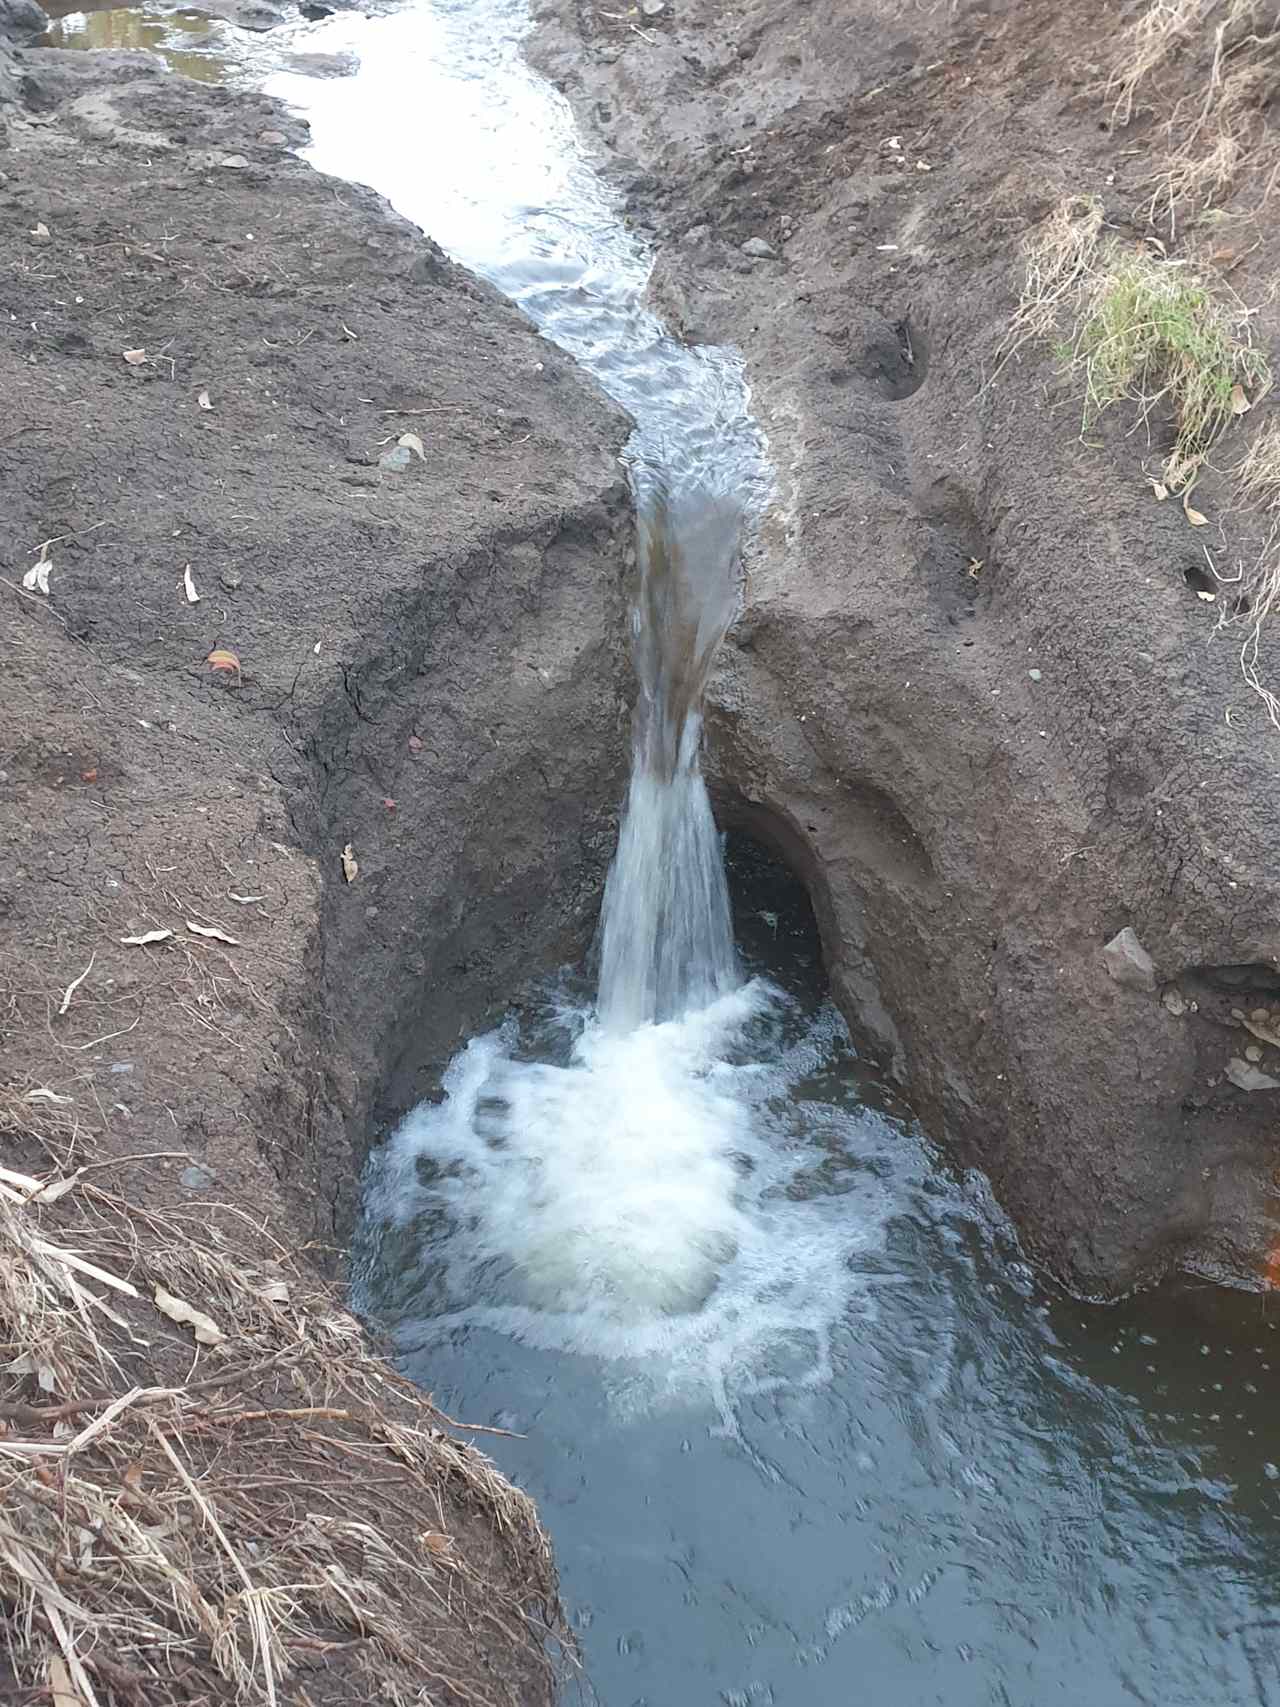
48, 0, 1280, 1698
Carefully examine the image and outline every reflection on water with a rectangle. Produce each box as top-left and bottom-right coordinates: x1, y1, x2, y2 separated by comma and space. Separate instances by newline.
38, 2, 298, 82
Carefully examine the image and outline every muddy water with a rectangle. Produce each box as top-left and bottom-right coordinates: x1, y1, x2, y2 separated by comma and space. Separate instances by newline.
47, 1, 1280, 1700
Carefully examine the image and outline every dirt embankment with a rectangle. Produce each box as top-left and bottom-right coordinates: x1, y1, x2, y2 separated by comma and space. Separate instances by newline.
533, 0, 1280, 1295
1, 16, 631, 1701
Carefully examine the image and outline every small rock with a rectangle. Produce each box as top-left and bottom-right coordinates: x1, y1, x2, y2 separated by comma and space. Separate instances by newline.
180, 1163, 216, 1191
219, 570, 243, 591
1231, 1007, 1246, 1021
378, 443, 413, 473
1161, 988, 1187, 1017
741, 236, 777, 259
684, 223, 711, 245
283, 49, 359, 79
29, 221, 51, 244
1102, 927, 1157, 993
1251, 1007, 1271, 1023
1225, 1057, 1280, 1092
219, 155, 251, 171
640, 0, 666, 14
1028, 668, 1042, 682
1245, 1045, 1263, 1063
258, 128, 287, 146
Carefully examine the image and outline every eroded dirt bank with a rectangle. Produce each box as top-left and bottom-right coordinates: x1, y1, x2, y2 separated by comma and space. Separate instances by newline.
1, 14, 630, 1698
533, 0, 1280, 1295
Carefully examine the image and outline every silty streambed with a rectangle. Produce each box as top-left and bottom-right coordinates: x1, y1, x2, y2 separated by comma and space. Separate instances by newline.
48, 0, 1280, 1698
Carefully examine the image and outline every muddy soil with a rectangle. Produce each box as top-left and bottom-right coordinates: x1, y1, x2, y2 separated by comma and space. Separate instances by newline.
532, 0, 1280, 1295
1, 15, 631, 1699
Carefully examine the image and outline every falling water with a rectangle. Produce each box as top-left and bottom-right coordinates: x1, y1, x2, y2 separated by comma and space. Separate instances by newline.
243, 7, 1280, 1703
596, 488, 743, 1031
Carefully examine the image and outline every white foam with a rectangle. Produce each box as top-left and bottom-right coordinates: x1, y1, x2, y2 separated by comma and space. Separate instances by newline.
361, 984, 896, 1410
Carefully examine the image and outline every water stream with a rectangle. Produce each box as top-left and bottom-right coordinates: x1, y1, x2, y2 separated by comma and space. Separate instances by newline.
46, 1, 1280, 1699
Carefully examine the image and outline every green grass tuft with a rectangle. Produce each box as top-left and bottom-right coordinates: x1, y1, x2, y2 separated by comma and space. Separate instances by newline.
1058, 245, 1271, 489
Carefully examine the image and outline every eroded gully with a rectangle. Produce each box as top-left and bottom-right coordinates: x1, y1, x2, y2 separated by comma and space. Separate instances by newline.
46, 1, 1280, 1700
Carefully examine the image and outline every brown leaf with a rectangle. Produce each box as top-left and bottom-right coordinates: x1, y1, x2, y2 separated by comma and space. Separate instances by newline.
122, 348, 147, 366
1183, 493, 1209, 527
154, 1285, 226, 1346
341, 843, 359, 883
120, 928, 173, 946
123, 1461, 144, 1492
1230, 383, 1252, 416
207, 647, 242, 675
186, 920, 240, 945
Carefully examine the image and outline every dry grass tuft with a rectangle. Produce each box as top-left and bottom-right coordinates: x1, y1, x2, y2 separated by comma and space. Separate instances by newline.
0, 1105, 564, 1707
1109, 1, 1280, 231
1236, 418, 1280, 506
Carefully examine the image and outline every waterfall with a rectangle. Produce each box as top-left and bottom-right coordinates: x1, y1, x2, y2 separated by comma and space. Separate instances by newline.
597, 487, 743, 1031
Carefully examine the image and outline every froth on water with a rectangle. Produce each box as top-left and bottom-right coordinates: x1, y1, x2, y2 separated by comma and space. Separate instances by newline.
358, 986, 880, 1397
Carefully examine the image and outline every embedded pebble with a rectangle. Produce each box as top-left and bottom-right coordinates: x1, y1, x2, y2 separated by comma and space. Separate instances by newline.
180, 1164, 217, 1191
741, 236, 777, 258
1102, 927, 1157, 993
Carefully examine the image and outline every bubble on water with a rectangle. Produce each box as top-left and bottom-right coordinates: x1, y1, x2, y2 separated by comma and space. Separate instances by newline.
360, 981, 899, 1413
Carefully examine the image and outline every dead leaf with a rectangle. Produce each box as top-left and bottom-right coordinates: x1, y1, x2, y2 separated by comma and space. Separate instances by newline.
421, 1531, 453, 1556
154, 1286, 226, 1346
30, 222, 51, 241
258, 1278, 290, 1303
398, 431, 425, 461
28, 1170, 84, 1204
228, 892, 266, 904
22, 556, 51, 596
81, 768, 98, 784
120, 928, 173, 946
47, 1654, 79, 1707
186, 920, 239, 945
122, 348, 147, 366
24, 1088, 73, 1106
123, 1462, 144, 1492
1183, 494, 1209, 527
182, 564, 201, 605
207, 648, 242, 676
197, 388, 213, 411
1147, 477, 1169, 502
408, 734, 423, 753
1230, 383, 1252, 415
341, 843, 359, 883
57, 953, 95, 1017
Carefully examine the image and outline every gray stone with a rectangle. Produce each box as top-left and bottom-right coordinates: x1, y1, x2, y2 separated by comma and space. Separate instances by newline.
741, 236, 777, 259
378, 444, 413, 473
1225, 1057, 1280, 1092
1161, 988, 1186, 1017
180, 1163, 217, 1190
1102, 926, 1157, 993
641, 0, 666, 14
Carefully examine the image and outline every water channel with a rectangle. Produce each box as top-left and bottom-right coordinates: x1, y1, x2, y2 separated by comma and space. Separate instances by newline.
45, 1, 1280, 1699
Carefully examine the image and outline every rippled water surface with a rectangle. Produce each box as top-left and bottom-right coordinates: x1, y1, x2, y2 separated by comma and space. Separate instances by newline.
360, 849, 1280, 1707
